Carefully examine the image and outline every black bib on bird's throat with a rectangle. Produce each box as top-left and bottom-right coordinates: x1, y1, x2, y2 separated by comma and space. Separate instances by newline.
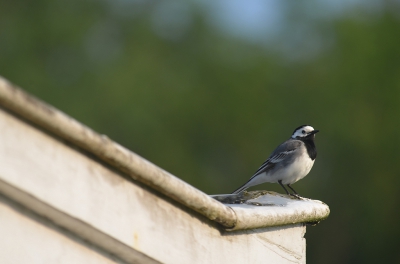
302, 138, 317, 160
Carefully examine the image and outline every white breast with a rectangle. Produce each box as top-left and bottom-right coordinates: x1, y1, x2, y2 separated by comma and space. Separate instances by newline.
269, 150, 315, 185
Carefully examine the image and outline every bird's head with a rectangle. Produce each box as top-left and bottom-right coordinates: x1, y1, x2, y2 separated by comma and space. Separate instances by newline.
291, 125, 319, 140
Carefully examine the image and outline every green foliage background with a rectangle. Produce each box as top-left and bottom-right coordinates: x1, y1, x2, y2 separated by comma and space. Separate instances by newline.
1, 1, 400, 263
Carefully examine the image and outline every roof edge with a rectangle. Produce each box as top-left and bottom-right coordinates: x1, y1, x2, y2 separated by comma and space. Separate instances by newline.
0, 76, 330, 230
0, 76, 237, 228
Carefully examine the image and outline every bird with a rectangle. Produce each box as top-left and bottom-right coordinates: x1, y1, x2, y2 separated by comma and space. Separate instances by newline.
232, 125, 319, 198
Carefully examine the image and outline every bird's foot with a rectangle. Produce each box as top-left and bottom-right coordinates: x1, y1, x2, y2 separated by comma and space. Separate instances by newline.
289, 193, 303, 200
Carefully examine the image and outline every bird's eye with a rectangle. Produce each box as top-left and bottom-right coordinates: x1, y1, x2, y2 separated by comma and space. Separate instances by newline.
302, 130, 306, 134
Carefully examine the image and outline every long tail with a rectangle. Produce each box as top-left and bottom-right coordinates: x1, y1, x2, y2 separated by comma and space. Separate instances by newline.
231, 181, 251, 194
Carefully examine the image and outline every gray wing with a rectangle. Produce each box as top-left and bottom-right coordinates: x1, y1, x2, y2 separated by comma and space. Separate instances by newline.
231, 139, 302, 194
251, 139, 302, 178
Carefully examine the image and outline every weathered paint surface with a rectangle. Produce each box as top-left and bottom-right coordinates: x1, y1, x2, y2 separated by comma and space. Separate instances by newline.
221, 192, 330, 230
0, 76, 237, 229
0, 108, 307, 264
0, 196, 119, 264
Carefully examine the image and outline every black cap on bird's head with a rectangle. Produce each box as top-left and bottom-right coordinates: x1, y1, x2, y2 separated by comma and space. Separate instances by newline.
291, 125, 319, 140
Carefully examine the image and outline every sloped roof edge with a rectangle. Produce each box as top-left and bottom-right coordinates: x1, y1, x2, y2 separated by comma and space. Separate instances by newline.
0, 76, 329, 231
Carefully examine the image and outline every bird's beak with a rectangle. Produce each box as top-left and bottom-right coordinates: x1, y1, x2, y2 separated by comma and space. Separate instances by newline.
309, 130, 319, 135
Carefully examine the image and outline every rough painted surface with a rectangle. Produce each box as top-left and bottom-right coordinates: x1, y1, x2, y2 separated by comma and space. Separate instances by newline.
213, 192, 330, 230
0, 196, 118, 264
0, 108, 307, 264
0, 76, 236, 229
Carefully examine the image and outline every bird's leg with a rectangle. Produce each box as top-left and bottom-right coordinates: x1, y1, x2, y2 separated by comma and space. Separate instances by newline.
287, 184, 302, 199
278, 180, 290, 195
287, 184, 298, 194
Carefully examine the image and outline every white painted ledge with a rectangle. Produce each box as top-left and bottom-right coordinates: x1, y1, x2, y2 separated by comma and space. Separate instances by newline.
212, 192, 329, 231
0, 179, 161, 264
0, 106, 306, 263
0, 76, 329, 230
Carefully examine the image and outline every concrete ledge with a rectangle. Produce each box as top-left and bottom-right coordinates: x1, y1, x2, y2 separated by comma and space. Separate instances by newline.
0, 75, 329, 231
0, 179, 161, 264
0, 76, 236, 229
213, 192, 329, 231
0, 105, 308, 263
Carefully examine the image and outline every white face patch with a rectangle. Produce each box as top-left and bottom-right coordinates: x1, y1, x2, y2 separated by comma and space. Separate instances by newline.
291, 125, 315, 138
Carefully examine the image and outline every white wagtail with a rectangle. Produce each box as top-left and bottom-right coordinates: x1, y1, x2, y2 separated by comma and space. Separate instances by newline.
232, 125, 319, 197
